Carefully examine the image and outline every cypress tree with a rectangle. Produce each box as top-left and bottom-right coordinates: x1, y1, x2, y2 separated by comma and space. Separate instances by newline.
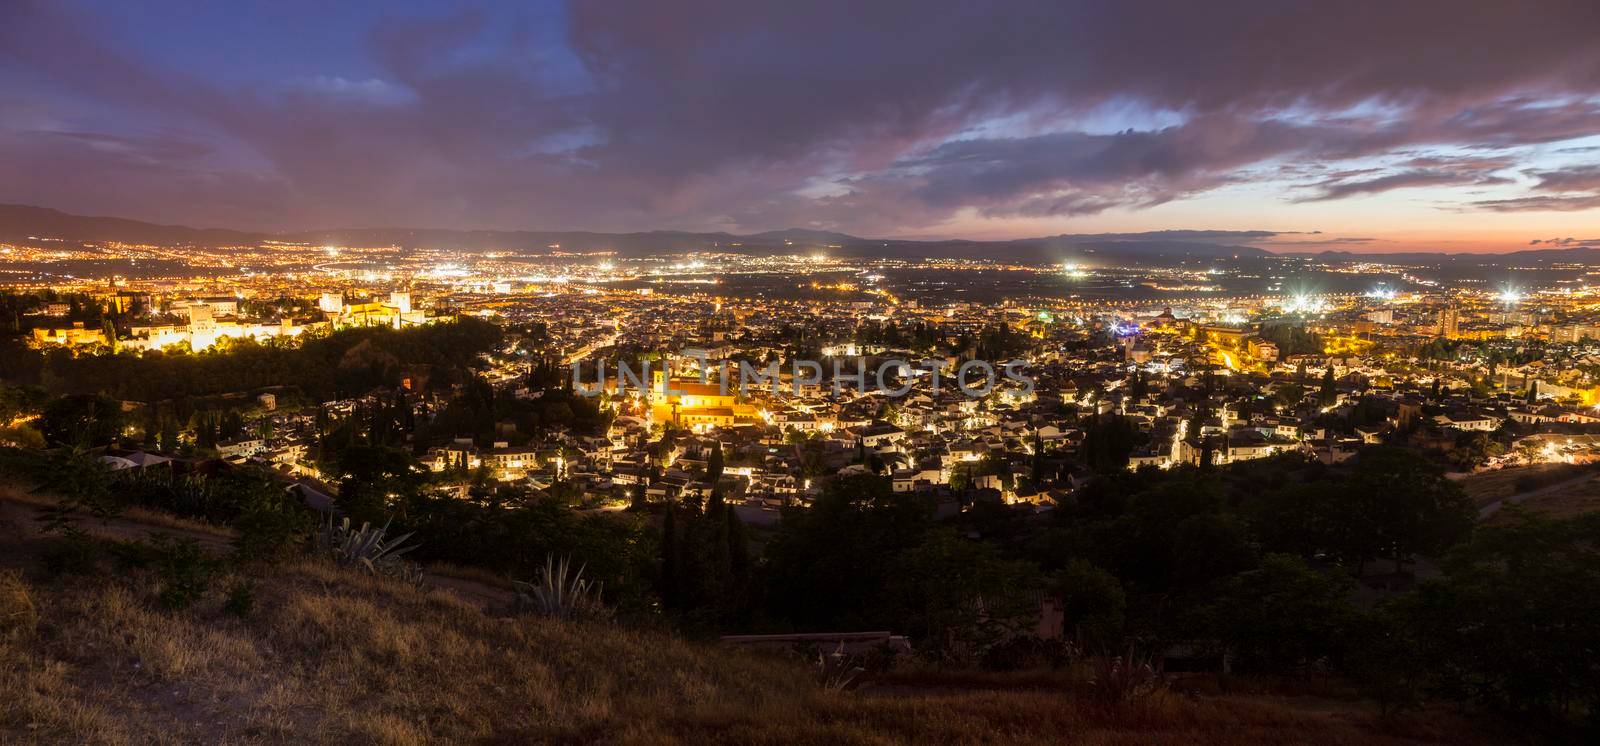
159, 416, 178, 453
724, 502, 749, 605
707, 440, 724, 482
660, 501, 680, 609
707, 489, 731, 594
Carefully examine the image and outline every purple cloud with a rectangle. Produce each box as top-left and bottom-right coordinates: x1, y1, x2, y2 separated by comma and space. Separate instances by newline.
2, 0, 1600, 232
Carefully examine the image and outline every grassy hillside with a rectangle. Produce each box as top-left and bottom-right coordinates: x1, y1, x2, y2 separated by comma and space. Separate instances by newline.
0, 496, 1509, 745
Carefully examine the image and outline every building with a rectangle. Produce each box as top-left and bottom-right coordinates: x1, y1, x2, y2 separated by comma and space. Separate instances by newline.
1438, 306, 1460, 339
1245, 337, 1279, 362
1197, 324, 1246, 348
217, 437, 266, 460
388, 291, 412, 314
30, 321, 108, 348
319, 292, 345, 314
1550, 324, 1599, 344
186, 303, 219, 352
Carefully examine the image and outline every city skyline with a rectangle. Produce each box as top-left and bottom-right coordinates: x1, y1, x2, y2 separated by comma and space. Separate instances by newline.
4, 0, 1600, 252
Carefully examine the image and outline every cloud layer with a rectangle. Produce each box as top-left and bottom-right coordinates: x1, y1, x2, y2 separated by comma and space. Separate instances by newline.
2, 0, 1599, 235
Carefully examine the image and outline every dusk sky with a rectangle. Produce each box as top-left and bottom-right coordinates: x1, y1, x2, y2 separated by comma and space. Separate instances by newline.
4, 0, 1600, 251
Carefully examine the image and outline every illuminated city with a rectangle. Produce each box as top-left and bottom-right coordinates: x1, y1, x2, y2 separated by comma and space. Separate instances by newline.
3, 1, 1600, 743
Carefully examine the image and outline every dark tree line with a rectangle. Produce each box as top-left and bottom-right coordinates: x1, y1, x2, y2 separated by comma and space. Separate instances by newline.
659, 489, 751, 631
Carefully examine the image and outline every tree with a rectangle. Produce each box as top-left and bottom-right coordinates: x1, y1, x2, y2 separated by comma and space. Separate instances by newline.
706, 440, 724, 482
334, 445, 424, 525
38, 393, 124, 447
1247, 447, 1472, 575
659, 500, 682, 608
1191, 554, 1356, 673
723, 500, 750, 609
31, 444, 115, 517
1051, 559, 1125, 650
663, 487, 752, 630
1082, 413, 1136, 473
1395, 510, 1600, 716
0, 424, 45, 450
702, 489, 733, 606
1246, 480, 1349, 561
1274, 382, 1305, 409
1347, 447, 1474, 573
1344, 604, 1429, 716
764, 473, 935, 632
880, 527, 1039, 652
1447, 431, 1504, 470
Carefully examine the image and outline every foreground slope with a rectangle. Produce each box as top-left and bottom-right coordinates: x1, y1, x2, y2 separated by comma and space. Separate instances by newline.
0, 498, 1502, 745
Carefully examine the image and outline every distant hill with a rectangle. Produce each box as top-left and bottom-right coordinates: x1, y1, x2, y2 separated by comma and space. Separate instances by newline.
0, 204, 265, 247
15, 200, 1600, 265
5, 202, 1591, 265
0, 203, 1273, 262
1307, 245, 1600, 264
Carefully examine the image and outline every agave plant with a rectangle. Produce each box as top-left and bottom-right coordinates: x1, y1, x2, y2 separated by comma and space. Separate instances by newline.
318, 516, 420, 579
814, 641, 867, 692
513, 555, 609, 620
1090, 645, 1167, 703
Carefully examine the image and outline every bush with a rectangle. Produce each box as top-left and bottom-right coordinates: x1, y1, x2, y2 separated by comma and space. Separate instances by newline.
981, 635, 1075, 672
41, 528, 100, 576
224, 580, 256, 617
232, 499, 312, 564
119, 534, 217, 610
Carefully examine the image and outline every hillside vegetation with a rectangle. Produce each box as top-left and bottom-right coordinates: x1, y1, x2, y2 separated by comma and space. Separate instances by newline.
0, 494, 1509, 745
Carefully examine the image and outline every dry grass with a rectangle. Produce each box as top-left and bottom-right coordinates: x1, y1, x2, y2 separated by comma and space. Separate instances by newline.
0, 570, 35, 640
0, 482, 235, 542
1487, 475, 1600, 524
0, 504, 1509, 745
1457, 463, 1591, 507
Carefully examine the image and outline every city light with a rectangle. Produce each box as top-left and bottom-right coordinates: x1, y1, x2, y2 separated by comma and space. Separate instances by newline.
1281, 294, 1327, 314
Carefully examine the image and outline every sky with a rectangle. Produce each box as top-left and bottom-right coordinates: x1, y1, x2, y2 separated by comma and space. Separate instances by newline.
3, 0, 1600, 252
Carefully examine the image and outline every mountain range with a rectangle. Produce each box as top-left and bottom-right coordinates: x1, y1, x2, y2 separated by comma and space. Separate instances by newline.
1, 203, 1595, 264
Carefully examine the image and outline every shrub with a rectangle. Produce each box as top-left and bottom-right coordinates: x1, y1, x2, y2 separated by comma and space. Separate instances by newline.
224, 580, 256, 617
981, 635, 1075, 672
232, 499, 312, 564
41, 528, 100, 576
119, 534, 218, 610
